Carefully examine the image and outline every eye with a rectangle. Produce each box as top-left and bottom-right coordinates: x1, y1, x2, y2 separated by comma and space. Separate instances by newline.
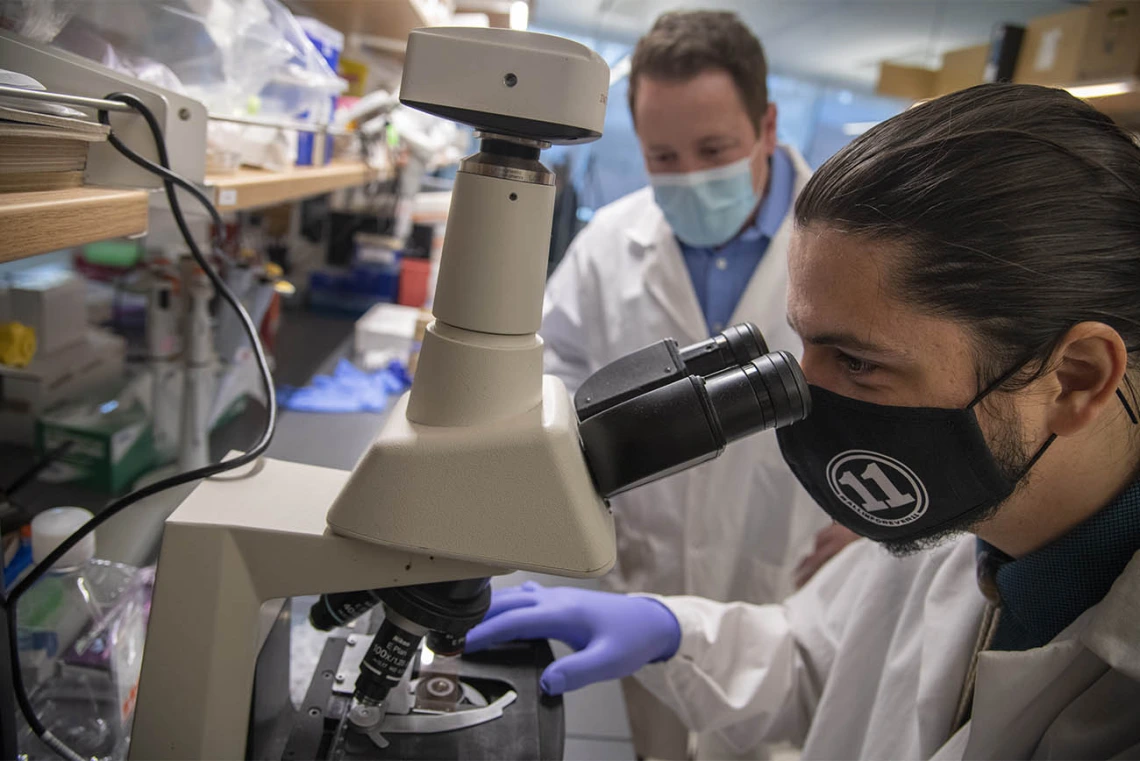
699, 146, 723, 160
836, 350, 877, 376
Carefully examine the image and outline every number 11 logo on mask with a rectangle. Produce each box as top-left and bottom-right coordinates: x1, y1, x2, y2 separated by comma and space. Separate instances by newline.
826, 450, 929, 527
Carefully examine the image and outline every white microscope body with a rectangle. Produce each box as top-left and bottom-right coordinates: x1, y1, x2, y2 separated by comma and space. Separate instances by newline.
130, 28, 613, 759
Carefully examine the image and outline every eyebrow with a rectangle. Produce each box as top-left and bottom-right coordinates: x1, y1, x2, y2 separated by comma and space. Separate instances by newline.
696, 135, 737, 147
787, 316, 910, 359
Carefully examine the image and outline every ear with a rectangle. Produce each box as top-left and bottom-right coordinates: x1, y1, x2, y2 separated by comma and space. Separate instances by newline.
760, 103, 778, 157
1044, 322, 1130, 437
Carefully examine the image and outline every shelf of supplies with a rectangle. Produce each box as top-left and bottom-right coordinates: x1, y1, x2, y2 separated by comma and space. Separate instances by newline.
284, 0, 429, 42
206, 161, 385, 212
0, 186, 150, 263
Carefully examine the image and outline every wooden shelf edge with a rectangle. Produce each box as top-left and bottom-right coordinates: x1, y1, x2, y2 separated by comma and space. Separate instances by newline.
206, 161, 386, 212
0, 186, 149, 263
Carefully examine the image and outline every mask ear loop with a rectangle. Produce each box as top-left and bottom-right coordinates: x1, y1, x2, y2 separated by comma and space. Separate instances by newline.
1116, 388, 1139, 425
966, 359, 1031, 410
966, 355, 1057, 480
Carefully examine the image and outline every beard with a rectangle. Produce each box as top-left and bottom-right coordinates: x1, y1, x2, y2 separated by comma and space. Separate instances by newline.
880, 400, 1033, 558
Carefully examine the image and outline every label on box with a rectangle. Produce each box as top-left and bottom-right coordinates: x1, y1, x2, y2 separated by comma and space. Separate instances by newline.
111, 421, 146, 462
1036, 28, 1062, 71
218, 189, 238, 206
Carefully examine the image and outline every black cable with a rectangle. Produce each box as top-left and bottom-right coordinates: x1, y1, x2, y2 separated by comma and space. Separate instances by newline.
3, 92, 278, 759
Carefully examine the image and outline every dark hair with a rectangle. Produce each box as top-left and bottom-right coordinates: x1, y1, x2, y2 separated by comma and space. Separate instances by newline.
796, 83, 1140, 389
628, 11, 768, 133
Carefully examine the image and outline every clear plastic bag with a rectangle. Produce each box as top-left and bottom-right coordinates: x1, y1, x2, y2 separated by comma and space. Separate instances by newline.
4, 0, 346, 168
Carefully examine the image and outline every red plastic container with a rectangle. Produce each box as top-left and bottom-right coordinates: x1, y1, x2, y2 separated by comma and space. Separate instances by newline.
398, 258, 432, 308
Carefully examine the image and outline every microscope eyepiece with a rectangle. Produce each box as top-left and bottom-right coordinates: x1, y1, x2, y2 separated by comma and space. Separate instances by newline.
678, 322, 768, 378
704, 350, 811, 443
577, 326, 812, 498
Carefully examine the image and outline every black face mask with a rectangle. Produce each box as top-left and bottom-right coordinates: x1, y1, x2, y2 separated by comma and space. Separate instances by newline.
775, 368, 1057, 544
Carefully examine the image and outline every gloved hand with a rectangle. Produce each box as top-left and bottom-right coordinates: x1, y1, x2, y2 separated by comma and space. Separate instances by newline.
464, 581, 682, 695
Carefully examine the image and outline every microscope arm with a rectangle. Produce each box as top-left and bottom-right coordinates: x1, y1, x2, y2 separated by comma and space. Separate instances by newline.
130, 457, 501, 759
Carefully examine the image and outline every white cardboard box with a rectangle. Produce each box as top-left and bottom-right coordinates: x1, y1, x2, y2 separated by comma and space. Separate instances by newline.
0, 329, 126, 444
354, 302, 424, 360
6, 272, 89, 354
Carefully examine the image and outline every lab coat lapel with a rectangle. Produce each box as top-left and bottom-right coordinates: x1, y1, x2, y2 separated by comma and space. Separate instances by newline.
957, 552, 1140, 759
914, 562, 986, 756
630, 204, 708, 346
728, 146, 812, 330
960, 637, 1098, 759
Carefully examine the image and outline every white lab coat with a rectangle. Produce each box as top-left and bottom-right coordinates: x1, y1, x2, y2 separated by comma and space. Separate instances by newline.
542, 145, 829, 606
637, 536, 1140, 759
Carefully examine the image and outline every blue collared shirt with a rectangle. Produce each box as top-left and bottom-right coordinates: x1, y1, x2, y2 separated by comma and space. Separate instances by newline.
677, 147, 795, 335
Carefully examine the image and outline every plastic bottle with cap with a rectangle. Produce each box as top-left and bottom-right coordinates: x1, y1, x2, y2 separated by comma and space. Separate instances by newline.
17, 507, 151, 760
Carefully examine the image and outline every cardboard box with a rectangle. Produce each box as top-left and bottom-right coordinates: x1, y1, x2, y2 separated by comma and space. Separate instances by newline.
1014, 6, 1091, 85
1079, 0, 1140, 81
0, 329, 126, 444
876, 62, 938, 100
935, 44, 990, 96
355, 302, 423, 360
878, 44, 990, 101
37, 389, 154, 493
5, 272, 88, 355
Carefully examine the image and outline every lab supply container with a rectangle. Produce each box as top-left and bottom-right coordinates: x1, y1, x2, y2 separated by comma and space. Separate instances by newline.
295, 16, 345, 165
17, 507, 153, 761
3, 270, 88, 355
0, 329, 126, 445
35, 381, 155, 493
398, 257, 432, 308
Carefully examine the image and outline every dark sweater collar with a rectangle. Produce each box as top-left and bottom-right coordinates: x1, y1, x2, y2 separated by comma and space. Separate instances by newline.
977, 479, 1140, 651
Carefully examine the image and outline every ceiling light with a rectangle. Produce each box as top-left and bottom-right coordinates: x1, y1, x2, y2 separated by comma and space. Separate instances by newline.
609, 55, 632, 86
1065, 81, 1134, 99
509, 1, 529, 30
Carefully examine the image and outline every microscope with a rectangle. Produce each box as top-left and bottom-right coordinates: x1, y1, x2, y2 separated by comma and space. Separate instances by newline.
128, 27, 810, 760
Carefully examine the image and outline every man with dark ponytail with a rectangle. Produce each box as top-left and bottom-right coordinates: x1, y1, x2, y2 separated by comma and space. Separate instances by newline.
466, 83, 1140, 759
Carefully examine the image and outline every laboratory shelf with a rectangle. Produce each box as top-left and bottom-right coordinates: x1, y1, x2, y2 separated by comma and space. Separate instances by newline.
284, 0, 429, 46
0, 186, 150, 263
207, 161, 384, 212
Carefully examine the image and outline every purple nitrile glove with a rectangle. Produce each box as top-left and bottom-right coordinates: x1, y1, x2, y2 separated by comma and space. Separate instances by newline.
464, 581, 682, 696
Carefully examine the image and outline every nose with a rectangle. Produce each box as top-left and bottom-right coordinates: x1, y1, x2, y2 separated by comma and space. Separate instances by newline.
798, 346, 824, 386
672, 155, 702, 174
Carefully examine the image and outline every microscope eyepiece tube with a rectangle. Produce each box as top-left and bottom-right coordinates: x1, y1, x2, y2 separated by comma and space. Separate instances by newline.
703, 350, 811, 443
678, 322, 768, 378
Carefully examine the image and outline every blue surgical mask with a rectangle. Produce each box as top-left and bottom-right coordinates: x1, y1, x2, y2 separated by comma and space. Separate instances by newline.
650, 156, 759, 248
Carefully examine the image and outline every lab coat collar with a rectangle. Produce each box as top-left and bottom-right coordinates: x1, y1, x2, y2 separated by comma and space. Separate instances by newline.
1081, 549, 1140, 680
958, 549, 1140, 758
627, 191, 668, 249
727, 146, 812, 330
640, 217, 707, 345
